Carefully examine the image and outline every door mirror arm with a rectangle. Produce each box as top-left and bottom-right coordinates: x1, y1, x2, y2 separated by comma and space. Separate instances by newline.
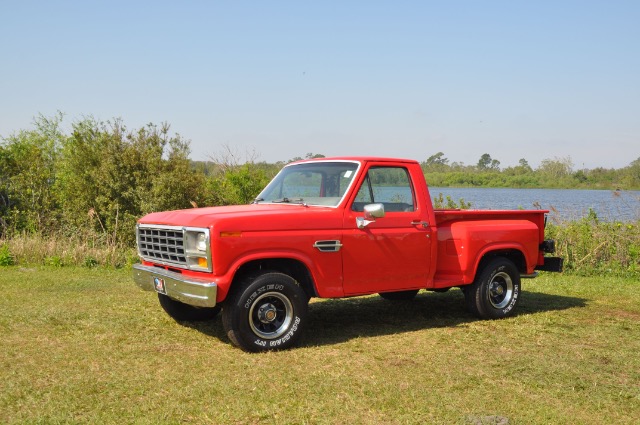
356, 203, 385, 229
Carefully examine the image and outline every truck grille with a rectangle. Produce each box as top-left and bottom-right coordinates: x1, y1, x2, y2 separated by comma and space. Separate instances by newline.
137, 226, 187, 267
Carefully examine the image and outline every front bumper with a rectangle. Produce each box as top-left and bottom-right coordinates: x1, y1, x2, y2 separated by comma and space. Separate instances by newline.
133, 264, 218, 307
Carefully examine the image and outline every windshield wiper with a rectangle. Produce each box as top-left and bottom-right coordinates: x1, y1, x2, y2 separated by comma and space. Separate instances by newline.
272, 197, 306, 205
251, 197, 264, 204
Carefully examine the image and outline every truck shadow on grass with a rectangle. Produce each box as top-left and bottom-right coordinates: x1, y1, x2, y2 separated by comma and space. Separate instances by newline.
300, 289, 587, 348
182, 289, 586, 348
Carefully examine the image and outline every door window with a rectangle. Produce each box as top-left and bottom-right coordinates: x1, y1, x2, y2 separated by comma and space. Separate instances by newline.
352, 167, 415, 212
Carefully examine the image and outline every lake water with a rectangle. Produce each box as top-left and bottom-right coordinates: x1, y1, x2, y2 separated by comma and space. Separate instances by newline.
430, 187, 640, 222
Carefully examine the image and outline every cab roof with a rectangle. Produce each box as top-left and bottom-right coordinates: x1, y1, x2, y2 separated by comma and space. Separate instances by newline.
288, 157, 419, 165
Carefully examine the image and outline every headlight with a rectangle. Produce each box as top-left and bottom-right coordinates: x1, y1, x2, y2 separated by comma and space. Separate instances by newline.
196, 232, 207, 251
185, 228, 212, 272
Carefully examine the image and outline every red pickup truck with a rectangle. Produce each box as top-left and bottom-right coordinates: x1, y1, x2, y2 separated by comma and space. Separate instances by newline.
134, 157, 562, 351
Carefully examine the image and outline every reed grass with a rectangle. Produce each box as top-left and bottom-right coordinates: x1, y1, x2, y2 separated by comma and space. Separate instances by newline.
0, 232, 137, 269
546, 212, 640, 277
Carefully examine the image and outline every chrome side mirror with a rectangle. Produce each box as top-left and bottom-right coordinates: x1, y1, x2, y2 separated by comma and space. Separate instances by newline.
357, 203, 385, 229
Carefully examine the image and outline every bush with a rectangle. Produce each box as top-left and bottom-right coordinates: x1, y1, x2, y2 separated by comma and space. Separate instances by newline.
432, 193, 472, 209
1, 115, 207, 246
547, 212, 640, 277
0, 244, 14, 266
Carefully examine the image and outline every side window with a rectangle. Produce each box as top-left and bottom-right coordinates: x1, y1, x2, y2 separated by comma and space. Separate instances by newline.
351, 166, 415, 212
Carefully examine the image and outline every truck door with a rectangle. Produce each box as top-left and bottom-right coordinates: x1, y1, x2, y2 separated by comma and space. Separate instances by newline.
341, 165, 432, 295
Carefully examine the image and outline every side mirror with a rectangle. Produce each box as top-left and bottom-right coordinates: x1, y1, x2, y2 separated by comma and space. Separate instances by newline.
364, 203, 385, 219
357, 203, 385, 228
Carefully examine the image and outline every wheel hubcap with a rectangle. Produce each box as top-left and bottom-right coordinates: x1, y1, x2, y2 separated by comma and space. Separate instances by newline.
258, 304, 278, 323
488, 272, 513, 309
491, 285, 505, 297
249, 292, 294, 339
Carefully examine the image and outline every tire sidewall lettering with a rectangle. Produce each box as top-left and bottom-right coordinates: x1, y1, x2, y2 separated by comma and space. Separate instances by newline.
243, 283, 285, 309
252, 315, 301, 348
503, 284, 519, 314
266, 316, 301, 347
490, 265, 506, 281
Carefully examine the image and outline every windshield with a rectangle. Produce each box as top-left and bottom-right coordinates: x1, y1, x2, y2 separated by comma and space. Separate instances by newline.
256, 161, 360, 207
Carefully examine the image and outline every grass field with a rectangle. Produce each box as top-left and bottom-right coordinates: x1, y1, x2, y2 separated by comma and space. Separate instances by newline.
1, 267, 638, 424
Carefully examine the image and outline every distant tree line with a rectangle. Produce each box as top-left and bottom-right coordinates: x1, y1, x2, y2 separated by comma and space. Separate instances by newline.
421, 152, 640, 189
2, 115, 638, 247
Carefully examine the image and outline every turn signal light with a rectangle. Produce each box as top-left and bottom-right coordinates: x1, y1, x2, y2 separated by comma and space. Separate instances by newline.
220, 231, 242, 238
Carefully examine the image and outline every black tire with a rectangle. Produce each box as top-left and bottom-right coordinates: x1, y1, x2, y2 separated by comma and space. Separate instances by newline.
378, 289, 419, 301
465, 257, 520, 319
222, 272, 309, 352
158, 293, 221, 322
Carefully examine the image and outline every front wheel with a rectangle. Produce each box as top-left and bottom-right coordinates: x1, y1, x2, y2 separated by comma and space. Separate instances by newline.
222, 272, 309, 352
465, 257, 520, 319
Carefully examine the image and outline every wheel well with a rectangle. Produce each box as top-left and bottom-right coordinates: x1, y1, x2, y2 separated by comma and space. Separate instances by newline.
476, 249, 527, 278
232, 259, 317, 299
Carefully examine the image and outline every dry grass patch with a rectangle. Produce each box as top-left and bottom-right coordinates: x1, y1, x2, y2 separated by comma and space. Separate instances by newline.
1, 234, 137, 268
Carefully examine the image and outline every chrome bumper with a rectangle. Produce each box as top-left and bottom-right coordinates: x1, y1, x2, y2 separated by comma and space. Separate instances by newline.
133, 264, 218, 307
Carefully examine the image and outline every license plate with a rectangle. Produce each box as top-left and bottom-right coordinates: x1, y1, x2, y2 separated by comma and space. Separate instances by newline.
153, 277, 167, 294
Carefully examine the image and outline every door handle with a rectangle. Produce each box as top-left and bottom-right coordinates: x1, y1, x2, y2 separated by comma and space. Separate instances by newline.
411, 220, 429, 228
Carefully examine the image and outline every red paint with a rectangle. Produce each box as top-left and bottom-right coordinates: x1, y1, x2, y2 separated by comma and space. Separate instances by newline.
137, 157, 557, 302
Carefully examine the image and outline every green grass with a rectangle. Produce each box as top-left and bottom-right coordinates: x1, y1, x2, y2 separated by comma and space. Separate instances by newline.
1, 268, 639, 424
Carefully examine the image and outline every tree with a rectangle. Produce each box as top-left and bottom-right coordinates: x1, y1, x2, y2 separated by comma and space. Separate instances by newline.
56, 117, 205, 245
622, 157, 640, 188
477, 153, 492, 170
206, 144, 270, 206
504, 158, 533, 177
305, 153, 325, 159
426, 152, 448, 166
289, 153, 326, 163
422, 152, 450, 173
0, 113, 65, 235
538, 156, 574, 179
477, 153, 500, 171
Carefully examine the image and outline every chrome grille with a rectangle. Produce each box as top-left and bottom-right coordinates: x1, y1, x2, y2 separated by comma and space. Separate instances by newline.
137, 226, 187, 267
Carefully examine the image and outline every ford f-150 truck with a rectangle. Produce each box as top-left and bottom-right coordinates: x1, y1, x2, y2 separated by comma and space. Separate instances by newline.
134, 157, 562, 351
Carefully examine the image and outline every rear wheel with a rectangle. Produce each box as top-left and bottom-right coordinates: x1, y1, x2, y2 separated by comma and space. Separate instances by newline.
378, 289, 419, 301
158, 293, 221, 322
465, 257, 520, 319
222, 272, 309, 352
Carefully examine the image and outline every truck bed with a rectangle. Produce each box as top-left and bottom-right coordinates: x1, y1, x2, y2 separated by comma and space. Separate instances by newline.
432, 209, 548, 287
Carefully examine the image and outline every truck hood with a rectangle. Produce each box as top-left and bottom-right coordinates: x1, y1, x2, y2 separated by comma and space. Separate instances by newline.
138, 204, 343, 232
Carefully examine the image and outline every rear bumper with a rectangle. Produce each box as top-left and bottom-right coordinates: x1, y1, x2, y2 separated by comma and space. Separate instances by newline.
133, 264, 218, 307
535, 256, 564, 273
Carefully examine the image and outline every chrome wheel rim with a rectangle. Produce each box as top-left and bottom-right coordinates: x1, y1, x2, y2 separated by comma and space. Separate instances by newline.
488, 271, 513, 309
249, 292, 294, 339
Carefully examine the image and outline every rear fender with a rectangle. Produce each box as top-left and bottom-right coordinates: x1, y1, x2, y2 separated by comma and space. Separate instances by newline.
471, 245, 528, 283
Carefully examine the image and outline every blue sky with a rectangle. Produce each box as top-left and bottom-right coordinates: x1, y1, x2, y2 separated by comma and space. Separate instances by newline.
1, 1, 638, 169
